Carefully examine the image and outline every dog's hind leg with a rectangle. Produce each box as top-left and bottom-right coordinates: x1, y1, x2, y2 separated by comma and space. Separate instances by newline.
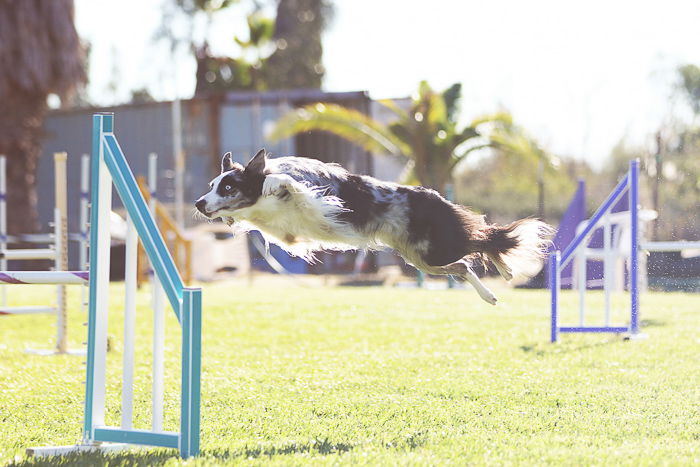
487, 253, 513, 281
444, 259, 498, 305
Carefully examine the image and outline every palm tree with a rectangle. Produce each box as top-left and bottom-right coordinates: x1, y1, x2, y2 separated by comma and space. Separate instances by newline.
268, 80, 508, 195
0, 0, 86, 234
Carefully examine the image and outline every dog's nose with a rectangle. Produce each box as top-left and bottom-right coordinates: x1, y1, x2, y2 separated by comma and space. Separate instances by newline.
195, 198, 207, 213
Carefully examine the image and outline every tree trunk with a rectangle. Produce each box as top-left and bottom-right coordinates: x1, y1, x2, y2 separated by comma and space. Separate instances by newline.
0, 91, 45, 235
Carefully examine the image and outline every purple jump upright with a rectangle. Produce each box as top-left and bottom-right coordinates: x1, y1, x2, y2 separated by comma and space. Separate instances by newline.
548, 179, 586, 289
549, 159, 642, 342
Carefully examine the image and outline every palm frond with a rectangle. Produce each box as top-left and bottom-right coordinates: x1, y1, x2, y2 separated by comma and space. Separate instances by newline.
426, 92, 447, 127
470, 111, 513, 128
489, 124, 553, 169
450, 143, 492, 169
377, 99, 408, 120
268, 103, 411, 156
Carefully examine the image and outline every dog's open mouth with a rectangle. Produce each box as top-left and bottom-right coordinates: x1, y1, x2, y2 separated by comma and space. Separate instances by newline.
198, 207, 223, 218
197, 207, 236, 227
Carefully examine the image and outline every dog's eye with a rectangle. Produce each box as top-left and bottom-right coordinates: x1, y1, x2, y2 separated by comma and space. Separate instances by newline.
225, 185, 232, 191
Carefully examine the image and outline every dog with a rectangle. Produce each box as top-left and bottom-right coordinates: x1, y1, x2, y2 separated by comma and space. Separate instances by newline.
195, 149, 553, 305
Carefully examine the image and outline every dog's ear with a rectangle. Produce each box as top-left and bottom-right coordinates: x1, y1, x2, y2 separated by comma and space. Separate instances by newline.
221, 152, 235, 173
245, 148, 267, 174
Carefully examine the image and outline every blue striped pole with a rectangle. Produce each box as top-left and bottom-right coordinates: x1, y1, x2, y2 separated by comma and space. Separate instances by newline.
102, 135, 184, 318
550, 251, 560, 343
630, 159, 640, 335
180, 287, 202, 457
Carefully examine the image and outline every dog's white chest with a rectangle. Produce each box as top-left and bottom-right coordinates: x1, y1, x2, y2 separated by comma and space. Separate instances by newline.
237, 197, 313, 242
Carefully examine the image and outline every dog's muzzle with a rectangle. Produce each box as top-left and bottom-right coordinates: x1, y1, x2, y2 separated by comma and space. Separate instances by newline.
195, 198, 210, 217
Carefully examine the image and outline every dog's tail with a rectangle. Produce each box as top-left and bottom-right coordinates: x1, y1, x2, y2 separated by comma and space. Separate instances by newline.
475, 219, 554, 280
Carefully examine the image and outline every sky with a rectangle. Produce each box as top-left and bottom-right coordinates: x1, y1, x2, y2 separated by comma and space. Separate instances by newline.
74, 0, 700, 168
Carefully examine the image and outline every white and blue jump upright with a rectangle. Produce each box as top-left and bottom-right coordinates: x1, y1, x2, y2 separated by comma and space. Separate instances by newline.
24, 113, 202, 458
549, 159, 641, 342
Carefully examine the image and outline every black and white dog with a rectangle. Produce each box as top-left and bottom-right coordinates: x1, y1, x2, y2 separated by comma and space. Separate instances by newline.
195, 149, 553, 305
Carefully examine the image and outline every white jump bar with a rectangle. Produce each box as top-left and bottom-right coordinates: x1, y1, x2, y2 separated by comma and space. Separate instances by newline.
0, 271, 88, 285
0, 306, 56, 315
0, 248, 55, 260
641, 241, 700, 252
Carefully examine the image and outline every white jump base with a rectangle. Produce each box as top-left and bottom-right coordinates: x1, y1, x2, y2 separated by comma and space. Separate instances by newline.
27, 443, 130, 457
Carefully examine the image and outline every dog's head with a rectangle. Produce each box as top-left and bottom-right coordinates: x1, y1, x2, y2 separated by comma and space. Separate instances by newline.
195, 149, 267, 219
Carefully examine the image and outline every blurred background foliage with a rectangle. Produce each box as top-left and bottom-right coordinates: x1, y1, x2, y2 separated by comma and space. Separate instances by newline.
158, 0, 333, 93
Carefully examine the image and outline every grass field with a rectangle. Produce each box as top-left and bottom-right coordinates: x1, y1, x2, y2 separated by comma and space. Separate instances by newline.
0, 280, 698, 466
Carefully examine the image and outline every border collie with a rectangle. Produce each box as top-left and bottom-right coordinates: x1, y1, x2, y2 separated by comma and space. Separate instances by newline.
195, 149, 553, 305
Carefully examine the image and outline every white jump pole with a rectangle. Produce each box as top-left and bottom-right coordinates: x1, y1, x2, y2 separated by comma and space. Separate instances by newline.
121, 213, 137, 429
603, 213, 612, 327
0, 305, 55, 315
0, 248, 55, 260
54, 152, 68, 354
90, 128, 113, 432
80, 154, 90, 315
577, 242, 586, 326
149, 152, 165, 431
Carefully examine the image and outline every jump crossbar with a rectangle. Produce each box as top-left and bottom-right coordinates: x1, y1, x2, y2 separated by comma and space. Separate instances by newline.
0, 271, 88, 284
0, 248, 56, 260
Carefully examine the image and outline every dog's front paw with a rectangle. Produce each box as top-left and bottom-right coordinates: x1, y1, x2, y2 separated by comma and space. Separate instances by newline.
262, 174, 294, 197
479, 289, 498, 306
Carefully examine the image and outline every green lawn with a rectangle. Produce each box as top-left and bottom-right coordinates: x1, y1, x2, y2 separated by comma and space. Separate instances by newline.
0, 281, 698, 466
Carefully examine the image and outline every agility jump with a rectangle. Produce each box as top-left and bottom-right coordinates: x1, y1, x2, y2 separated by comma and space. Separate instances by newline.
549, 159, 700, 342
0, 152, 89, 354
12, 113, 203, 458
